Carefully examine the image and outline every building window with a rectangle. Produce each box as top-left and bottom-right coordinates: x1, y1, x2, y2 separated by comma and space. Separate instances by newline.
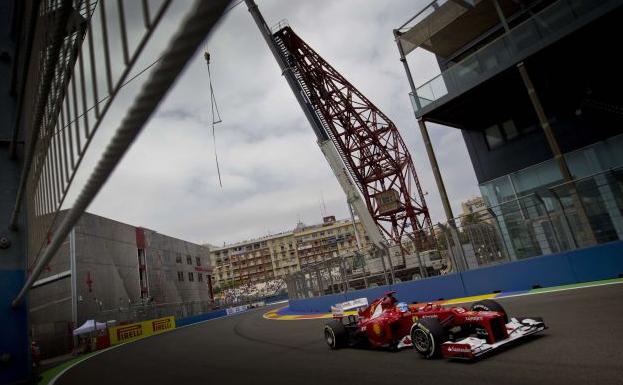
186, 256, 192, 265
188, 272, 194, 282
484, 119, 522, 150
485, 124, 504, 149
196, 257, 201, 266
198, 273, 203, 282
502, 119, 518, 140
176, 255, 182, 264
177, 271, 184, 281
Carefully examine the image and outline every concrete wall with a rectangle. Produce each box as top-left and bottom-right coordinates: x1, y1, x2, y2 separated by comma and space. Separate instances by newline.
75, 214, 140, 323
289, 240, 623, 313
28, 212, 213, 358
28, 236, 74, 358
144, 228, 212, 303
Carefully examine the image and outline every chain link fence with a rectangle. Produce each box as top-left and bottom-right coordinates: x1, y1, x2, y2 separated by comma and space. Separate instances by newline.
286, 168, 623, 299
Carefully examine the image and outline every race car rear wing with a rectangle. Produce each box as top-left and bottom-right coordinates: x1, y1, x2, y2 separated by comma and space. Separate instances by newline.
331, 298, 368, 318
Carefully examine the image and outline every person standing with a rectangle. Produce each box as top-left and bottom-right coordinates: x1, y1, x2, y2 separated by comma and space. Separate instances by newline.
30, 341, 41, 368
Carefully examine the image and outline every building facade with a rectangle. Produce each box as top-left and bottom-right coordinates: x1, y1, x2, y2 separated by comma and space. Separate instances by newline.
209, 216, 370, 289
460, 196, 493, 225
28, 212, 213, 358
397, 0, 623, 260
294, 216, 369, 269
210, 234, 284, 287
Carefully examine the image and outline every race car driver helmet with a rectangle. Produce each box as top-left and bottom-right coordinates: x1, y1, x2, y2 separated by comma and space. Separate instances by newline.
381, 291, 397, 308
396, 302, 408, 313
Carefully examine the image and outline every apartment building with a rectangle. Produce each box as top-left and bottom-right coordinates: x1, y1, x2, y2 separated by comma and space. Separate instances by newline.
210, 233, 285, 287
209, 216, 370, 288
460, 196, 494, 225
294, 216, 369, 268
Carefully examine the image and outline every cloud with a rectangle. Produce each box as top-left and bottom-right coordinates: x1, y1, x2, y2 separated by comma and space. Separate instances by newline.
63, 0, 479, 246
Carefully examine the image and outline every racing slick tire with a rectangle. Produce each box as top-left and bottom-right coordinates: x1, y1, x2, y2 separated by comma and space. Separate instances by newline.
324, 320, 348, 349
470, 299, 508, 323
410, 318, 447, 358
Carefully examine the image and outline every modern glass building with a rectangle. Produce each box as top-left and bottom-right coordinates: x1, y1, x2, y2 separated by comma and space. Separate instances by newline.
396, 0, 623, 261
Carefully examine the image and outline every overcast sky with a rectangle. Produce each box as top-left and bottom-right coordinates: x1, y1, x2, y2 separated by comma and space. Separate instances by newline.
66, 0, 480, 247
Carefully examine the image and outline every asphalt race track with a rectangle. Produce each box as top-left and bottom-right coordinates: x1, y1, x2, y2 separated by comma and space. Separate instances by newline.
57, 284, 623, 385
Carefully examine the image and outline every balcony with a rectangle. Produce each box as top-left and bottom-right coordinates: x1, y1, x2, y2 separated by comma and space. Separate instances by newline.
409, 0, 620, 115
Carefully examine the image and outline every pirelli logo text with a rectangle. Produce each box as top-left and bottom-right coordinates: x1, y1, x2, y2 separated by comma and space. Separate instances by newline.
109, 316, 176, 345
152, 318, 172, 333
116, 325, 143, 341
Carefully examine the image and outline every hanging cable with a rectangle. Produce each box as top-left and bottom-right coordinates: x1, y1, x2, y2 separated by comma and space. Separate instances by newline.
204, 49, 224, 187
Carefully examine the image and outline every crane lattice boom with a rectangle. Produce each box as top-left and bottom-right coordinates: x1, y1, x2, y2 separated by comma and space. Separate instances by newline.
273, 27, 433, 248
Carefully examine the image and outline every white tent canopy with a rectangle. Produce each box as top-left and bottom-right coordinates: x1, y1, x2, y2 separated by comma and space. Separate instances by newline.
73, 320, 107, 336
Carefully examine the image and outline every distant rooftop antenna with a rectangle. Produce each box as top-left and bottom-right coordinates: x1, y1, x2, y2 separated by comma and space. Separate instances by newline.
320, 191, 328, 217
296, 214, 305, 230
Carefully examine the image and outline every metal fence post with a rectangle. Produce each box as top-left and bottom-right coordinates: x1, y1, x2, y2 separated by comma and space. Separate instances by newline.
534, 192, 563, 252
549, 189, 579, 250
487, 208, 513, 262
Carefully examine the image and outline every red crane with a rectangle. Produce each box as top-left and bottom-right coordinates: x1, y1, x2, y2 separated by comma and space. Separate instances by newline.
244, 0, 434, 278
273, 27, 433, 251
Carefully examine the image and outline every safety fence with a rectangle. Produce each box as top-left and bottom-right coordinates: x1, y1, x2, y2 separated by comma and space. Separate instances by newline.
11, 0, 231, 308
16, 0, 175, 264
14, 1, 231, 366
286, 168, 623, 299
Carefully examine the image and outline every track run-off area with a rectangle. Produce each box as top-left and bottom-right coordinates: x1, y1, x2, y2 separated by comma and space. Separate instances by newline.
54, 283, 623, 385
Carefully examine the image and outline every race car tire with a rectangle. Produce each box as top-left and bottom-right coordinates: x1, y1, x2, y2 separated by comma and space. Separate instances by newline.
410, 318, 447, 358
324, 320, 347, 349
470, 299, 508, 323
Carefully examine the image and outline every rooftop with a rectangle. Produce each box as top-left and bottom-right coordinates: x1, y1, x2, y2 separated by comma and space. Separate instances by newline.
208, 217, 359, 251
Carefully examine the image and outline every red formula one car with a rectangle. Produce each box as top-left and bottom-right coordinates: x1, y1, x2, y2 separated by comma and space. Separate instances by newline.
324, 292, 546, 360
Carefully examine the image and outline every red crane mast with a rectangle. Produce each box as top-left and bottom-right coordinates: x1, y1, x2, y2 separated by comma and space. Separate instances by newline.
273, 27, 433, 250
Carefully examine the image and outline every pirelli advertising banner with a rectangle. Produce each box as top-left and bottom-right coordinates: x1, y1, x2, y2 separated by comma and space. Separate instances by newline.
109, 316, 176, 345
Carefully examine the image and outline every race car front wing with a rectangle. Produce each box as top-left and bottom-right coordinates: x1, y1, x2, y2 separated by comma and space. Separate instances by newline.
441, 317, 547, 360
